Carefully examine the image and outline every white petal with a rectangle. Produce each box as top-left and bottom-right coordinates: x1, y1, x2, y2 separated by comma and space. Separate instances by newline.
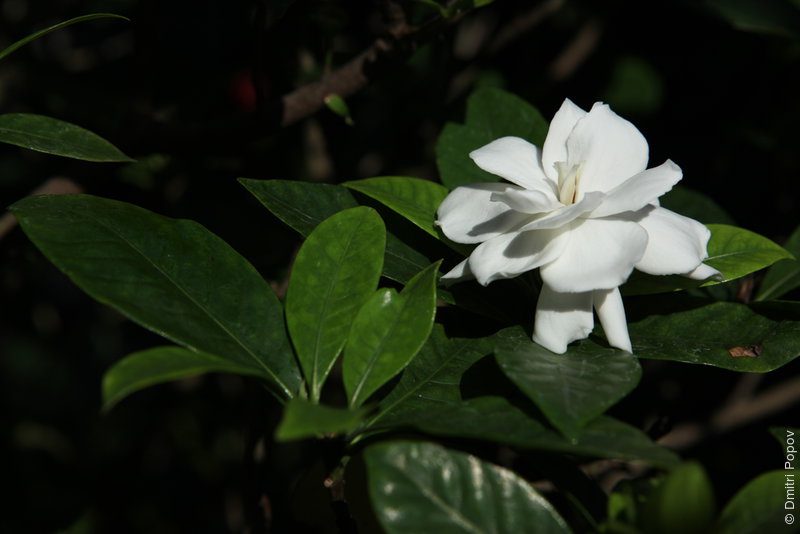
468, 227, 568, 286
532, 285, 594, 354
519, 191, 605, 231
436, 183, 530, 244
469, 137, 556, 193
440, 258, 473, 285
542, 99, 587, 181
685, 262, 724, 281
490, 188, 559, 214
635, 207, 714, 276
593, 288, 632, 352
566, 102, 649, 194
589, 160, 683, 218
540, 218, 648, 292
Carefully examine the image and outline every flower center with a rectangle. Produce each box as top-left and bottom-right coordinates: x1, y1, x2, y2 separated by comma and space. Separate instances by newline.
554, 161, 584, 205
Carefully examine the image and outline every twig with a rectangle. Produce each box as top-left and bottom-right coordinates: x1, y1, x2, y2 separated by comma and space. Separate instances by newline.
547, 19, 603, 81
131, 7, 469, 154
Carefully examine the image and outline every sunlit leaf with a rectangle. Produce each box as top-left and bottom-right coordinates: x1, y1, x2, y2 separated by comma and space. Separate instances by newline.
343, 177, 449, 239
275, 398, 369, 441
286, 206, 385, 401
0, 114, 132, 162
705, 224, 793, 279
102, 346, 263, 411
240, 178, 450, 299
11, 194, 301, 399
364, 440, 572, 534
495, 327, 641, 440
623, 224, 792, 296
343, 262, 440, 408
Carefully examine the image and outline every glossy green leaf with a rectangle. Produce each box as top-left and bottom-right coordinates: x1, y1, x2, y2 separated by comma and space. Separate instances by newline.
715, 471, 797, 534
370, 325, 493, 427
436, 88, 548, 189
495, 327, 641, 440
364, 440, 572, 534
386, 396, 678, 466
102, 346, 263, 411
705, 224, 793, 280
275, 398, 369, 441
240, 178, 447, 298
286, 207, 385, 401
11, 194, 300, 399
630, 300, 800, 372
0, 13, 129, 61
343, 177, 449, 239
0, 114, 133, 162
642, 462, 715, 534
660, 185, 735, 225
343, 262, 440, 408
757, 224, 800, 301
623, 224, 792, 296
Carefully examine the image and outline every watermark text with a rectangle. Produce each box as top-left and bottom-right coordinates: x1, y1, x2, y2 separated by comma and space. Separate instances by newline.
786, 429, 795, 525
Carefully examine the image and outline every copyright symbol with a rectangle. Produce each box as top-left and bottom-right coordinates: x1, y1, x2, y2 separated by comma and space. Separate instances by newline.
787, 514, 795, 525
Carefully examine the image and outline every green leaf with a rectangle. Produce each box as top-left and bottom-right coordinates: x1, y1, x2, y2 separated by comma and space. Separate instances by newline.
0, 114, 133, 162
642, 462, 715, 534
659, 185, 735, 225
630, 300, 800, 372
102, 346, 263, 411
705, 224, 793, 280
240, 178, 359, 235
371, 325, 493, 426
623, 224, 793, 296
275, 398, 369, 441
602, 56, 664, 116
286, 207, 385, 401
715, 471, 797, 534
342, 177, 449, 239
495, 327, 641, 440
323, 93, 354, 125
11, 194, 301, 399
240, 178, 448, 299
364, 440, 572, 534
769, 426, 800, 456
436, 88, 548, 189
705, 0, 800, 39
343, 262, 440, 408
0, 13, 129, 61
757, 224, 800, 301
385, 396, 679, 467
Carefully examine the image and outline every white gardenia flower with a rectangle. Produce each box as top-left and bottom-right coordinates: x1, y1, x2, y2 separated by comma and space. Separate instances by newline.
436, 99, 722, 354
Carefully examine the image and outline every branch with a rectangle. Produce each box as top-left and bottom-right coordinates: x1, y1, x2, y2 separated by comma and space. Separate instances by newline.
130, 8, 467, 154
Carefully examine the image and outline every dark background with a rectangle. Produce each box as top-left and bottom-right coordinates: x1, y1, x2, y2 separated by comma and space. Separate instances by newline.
1, 0, 799, 532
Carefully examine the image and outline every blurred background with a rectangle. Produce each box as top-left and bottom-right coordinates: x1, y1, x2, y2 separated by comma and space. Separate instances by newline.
1, 0, 799, 532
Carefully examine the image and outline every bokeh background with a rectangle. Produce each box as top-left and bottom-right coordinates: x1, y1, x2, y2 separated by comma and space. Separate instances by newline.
1, 0, 799, 532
